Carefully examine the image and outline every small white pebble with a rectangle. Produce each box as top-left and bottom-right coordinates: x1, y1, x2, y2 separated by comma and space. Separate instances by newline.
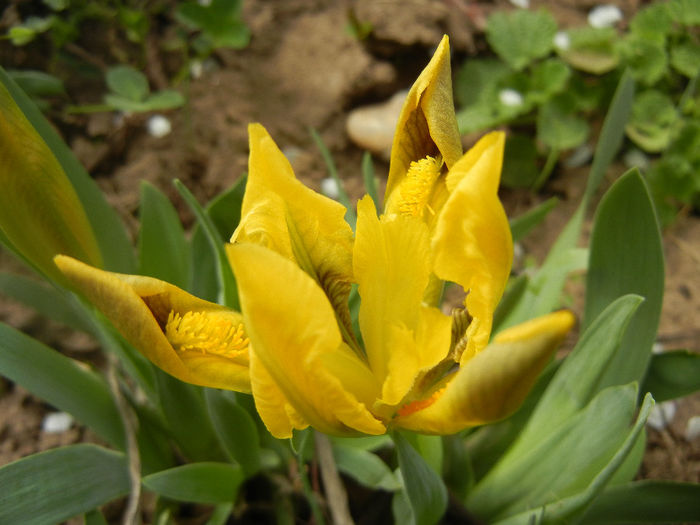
588, 5, 623, 28
509, 0, 530, 8
685, 416, 700, 441
321, 177, 340, 200
147, 115, 172, 138
554, 31, 571, 51
189, 59, 203, 80
42, 412, 74, 433
499, 88, 524, 108
646, 401, 677, 431
652, 341, 665, 354
623, 148, 651, 170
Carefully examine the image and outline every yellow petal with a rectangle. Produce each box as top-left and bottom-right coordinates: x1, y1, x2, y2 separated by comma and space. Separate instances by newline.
229, 243, 385, 436
354, 196, 451, 404
54, 255, 251, 392
249, 349, 307, 439
231, 123, 356, 346
432, 132, 512, 362
0, 81, 101, 283
385, 35, 462, 207
395, 310, 575, 434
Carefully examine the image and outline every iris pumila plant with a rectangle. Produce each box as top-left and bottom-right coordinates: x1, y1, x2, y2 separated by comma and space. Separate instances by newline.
56, 36, 573, 438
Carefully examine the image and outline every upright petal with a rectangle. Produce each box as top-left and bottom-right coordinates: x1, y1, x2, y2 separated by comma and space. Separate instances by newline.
55, 255, 251, 392
385, 35, 462, 207
354, 196, 451, 405
231, 124, 356, 346
229, 243, 385, 437
394, 310, 575, 434
432, 132, 512, 362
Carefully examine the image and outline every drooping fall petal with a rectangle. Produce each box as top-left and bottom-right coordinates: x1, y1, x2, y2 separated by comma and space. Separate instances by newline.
432, 132, 512, 363
0, 81, 102, 283
354, 196, 451, 405
228, 243, 385, 437
384, 35, 462, 208
394, 310, 575, 434
55, 255, 251, 392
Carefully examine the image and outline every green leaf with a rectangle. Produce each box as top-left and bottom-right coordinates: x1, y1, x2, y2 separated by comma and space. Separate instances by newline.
583, 480, 700, 523
0, 67, 135, 274
501, 134, 539, 189
142, 462, 244, 504
6, 70, 65, 98
497, 72, 633, 329
516, 295, 643, 447
105, 65, 149, 102
0, 74, 103, 283
8, 16, 54, 45
175, 179, 239, 309
641, 350, 700, 402
509, 197, 558, 242
493, 394, 654, 525
310, 128, 356, 230
671, 40, 700, 78
558, 27, 619, 74
362, 151, 380, 208
537, 95, 589, 150
189, 178, 246, 301
454, 58, 511, 107
333, 444, 401, 491
584, 170, 665, 390
669, 0, 700, 25
395, 432, 447, 525
143, 90, 185, 110
155, 370, 225, 462
205, 388, 261, 476
626, 90, 678, 152
0, 272, 94, 332
526, 59, 571, 105
138, 181, 190, 288
486, 10, 558, 71
176, 0, 250, 50
629, 3, 673, 41
0, 323, 125, 449
467, 384, 638, 521
618, 36, 668, 86
0, 445, 129, 525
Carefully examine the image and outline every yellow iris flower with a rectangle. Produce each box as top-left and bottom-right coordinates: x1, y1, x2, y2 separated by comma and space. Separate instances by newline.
226, 35, 574, 437
57, 35, 573, 438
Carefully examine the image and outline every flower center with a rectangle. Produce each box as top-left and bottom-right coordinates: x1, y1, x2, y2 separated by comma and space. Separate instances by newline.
165, 310, 249, 357
398, 155, 442, 218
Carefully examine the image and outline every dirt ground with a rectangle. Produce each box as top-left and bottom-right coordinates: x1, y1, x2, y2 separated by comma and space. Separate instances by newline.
0, 0, 698, 512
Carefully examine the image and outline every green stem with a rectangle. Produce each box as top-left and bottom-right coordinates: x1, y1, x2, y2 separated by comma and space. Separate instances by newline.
296, 440, 326, 525
532, 147, 559, 192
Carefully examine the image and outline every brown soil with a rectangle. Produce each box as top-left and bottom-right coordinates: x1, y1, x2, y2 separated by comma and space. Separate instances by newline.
1, 0, 698, 519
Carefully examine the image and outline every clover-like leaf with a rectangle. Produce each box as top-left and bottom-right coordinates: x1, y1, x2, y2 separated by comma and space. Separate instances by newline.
486, 10, 558, 71
625, 90, 678, 153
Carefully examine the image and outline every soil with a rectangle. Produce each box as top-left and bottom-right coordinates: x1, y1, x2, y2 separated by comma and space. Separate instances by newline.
1, 0, 698, 521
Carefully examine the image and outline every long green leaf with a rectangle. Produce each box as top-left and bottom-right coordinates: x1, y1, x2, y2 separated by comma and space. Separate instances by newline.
175, 179, 238, 309
333, 444, 401, 491
205, 388, 261, 476
138, 181, 190, 288
494, 393, 654, 525
190, 177, 246, 301
0, 66, 135, 273
509, 196, 558, 243
0, 323, 125, 449
516, 295, 643, 446
641, 350, 700, 402
395, 432, 448, 525
497, 72, 634, 329
0, 272, 94, 333
142, 462, 244, 504
582, 480, 700, 523
584, 170, 664, 390
467, 384, 637, 521
155, 370, 225, 462
0, 445, 130, 525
